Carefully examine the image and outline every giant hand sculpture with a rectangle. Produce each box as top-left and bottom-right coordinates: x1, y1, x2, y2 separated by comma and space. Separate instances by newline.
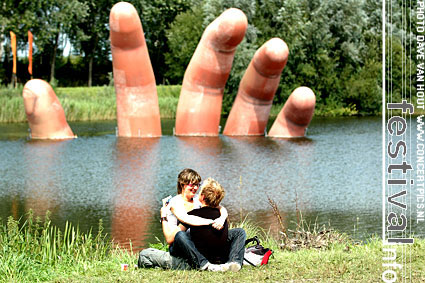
22, 2, 315, 139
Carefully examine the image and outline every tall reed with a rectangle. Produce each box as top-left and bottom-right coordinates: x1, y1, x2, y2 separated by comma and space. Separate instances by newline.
0, 210, 111, 281
230, 217, 280, 251
267, 197, 349, 251
0, 85, 182, 122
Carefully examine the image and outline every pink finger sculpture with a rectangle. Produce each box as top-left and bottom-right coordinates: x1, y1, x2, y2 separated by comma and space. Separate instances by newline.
22, 3, 316, 140
174, 8, 248, 136
268, 87, 316, 137
22, 79, 75, 139
223, 38, 288, 136
110, 2, 161, 137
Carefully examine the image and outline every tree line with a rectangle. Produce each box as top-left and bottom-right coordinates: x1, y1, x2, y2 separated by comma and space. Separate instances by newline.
0, 0, 409, 115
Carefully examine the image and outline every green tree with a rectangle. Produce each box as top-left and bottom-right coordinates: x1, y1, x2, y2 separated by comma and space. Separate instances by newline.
164, 5, 204, 83
0, 1, 12, 62
67, 0, 113, 86
0, 0, 39, 83
199, 0, 259, 114
128, 0, 192, 84
254, 0, 308, 102
255, 0, 381, 112
27, 0, 88, 83
343, 0, 382, 114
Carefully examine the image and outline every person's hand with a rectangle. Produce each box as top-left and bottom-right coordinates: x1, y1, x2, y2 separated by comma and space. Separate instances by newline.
162, 196, 172, 207
22, 2, 315, 139
212, 217, 226, 230
160, 206, 167, 218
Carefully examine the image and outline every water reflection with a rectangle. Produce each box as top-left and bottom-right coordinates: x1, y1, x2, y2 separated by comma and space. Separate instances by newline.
111, 137, 160, 250
23, 140, 72, 218
218, 135, 317, 216
2, 117, 414, 249
170, 135, 318, 233
175, 137, 224, 177
270, 137, 316, 215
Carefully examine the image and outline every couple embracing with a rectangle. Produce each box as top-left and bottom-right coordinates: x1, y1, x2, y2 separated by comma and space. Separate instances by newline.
138, 168, 246, 272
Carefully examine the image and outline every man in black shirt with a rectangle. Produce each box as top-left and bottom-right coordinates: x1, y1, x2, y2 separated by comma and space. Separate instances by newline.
180, 178, 244, 271
183, 193, 230, 263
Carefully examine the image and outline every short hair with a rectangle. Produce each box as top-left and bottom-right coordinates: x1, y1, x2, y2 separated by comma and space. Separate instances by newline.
177, 168, 201, 194
199, 178, 225, 208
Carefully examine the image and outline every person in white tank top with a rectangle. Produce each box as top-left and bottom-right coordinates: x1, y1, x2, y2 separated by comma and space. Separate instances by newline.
161, 168, 228, 235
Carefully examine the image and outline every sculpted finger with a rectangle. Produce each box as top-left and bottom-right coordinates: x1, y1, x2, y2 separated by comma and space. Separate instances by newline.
268, 87, 316, 137
223, 38, 288, 136
22, 79, 75, 139
110, 2, 161, 137
175, 8, 248, 136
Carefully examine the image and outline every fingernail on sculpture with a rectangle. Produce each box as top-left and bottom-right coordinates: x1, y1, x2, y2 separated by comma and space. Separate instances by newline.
268, 87, 316, 137
223, 38, 289, 136
110, 2, 161, 137
175, 8, 248, 136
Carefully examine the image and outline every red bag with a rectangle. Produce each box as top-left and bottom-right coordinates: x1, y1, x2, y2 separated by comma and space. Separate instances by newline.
243, 236, 273, 266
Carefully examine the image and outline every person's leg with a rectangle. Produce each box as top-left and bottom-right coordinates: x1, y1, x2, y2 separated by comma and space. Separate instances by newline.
226, 228, 247, 271
138, 248, 191, 270
169, 231, 209, 269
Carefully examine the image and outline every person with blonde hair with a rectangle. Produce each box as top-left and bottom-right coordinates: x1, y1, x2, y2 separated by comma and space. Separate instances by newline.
180, 178, 246, 271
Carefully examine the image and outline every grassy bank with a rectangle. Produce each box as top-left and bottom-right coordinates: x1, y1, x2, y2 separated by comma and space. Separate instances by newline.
1, 212, 424, 282
0, 86, 181, 123
0, 85, 363, 123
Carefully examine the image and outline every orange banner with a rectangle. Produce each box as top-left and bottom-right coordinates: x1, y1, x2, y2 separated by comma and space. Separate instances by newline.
10, 31, 17, 74
28, 31, 33, 75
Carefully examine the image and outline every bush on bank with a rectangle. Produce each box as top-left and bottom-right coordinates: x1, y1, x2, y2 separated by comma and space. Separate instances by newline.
1, 211, 424, 282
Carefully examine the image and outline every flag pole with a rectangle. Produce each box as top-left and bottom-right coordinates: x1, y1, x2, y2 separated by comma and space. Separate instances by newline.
28, 31, 33, 79
10, 31, 17, 88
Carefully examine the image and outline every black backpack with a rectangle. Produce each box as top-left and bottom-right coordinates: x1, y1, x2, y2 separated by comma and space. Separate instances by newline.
243, 236, 273, 266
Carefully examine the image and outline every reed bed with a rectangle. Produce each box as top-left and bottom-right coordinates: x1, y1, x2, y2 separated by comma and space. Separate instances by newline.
0, 84, 361, 123
0, 210, 111, 282
0, 85, 181, 123
267, 196, 349, 251
58, 86, 117, 121
158, 95, 179, 119
0, 96, 27, 123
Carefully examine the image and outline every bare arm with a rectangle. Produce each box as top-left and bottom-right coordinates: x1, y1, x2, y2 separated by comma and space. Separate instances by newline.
171, 204, 214, 226
161, 206, 182, 245
218, 205, 228, 219
212, 205, 228, 230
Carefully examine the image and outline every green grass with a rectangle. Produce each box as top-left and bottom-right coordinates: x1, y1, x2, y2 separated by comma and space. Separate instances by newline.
0, 85, 369, 124
0, 85, 181, 123
1, 211, 424, 282
0, 85, 27, 123
0, 84, 381, 123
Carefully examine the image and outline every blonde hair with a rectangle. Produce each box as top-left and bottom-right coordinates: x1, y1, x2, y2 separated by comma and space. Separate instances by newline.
199, 178, 225, 208
177, 168, 201, 194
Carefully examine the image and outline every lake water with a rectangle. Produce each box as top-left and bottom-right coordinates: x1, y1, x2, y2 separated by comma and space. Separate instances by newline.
0, 116, 422, 250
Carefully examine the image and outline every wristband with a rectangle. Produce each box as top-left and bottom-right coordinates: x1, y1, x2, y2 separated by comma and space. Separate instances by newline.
160, 216, 168, 223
